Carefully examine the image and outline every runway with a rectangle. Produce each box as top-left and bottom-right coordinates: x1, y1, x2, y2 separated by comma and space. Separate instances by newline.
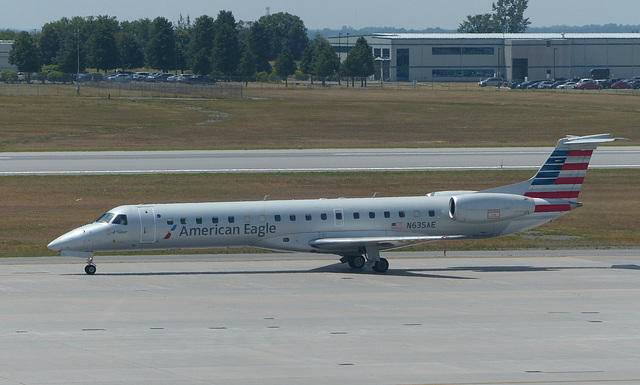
1, 146, 638, 175
3, 250, 640, 385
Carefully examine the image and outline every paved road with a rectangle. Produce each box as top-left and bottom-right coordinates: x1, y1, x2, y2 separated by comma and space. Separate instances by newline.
1, 146, 638, 175
2, 250, 640, 385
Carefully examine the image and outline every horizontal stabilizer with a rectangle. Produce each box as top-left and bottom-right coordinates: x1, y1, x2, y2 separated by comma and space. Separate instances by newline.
564, 134, 629, 145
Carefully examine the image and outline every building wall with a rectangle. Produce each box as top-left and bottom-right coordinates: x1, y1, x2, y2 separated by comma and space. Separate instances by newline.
0, 41, 17, 72
329, 34, 640, 82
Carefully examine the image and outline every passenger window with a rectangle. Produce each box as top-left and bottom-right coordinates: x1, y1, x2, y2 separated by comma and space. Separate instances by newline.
353, 212, 360, 219
429, 210, 435, 217
259, 215, 266, 222
167, 218, 174, 225
336, 212, 343, 220
369, 212, 375, 219
212, 217, 219, 224
228, 216, 235, 223
399, 211, 406, 218
384, 211, 390, 218
180, 218, 187, 224
112, 214, 128, 225
321, 213, 327, 220
274, 215, 281, 222
305, 214, 312, 221
244, 215, 251, 223
290, 214, 296, 221
196, 217, 202, 224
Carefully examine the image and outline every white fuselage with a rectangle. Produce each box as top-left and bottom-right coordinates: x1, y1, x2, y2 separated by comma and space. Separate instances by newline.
49, 194, 561, 256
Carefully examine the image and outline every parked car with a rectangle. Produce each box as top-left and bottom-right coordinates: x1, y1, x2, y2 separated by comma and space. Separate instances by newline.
508, 80, 523, 89
187, 75, 216, 84
105, 73, 131, 83
611, 80, 631, 89
557, 82, 577, 89
478, 77, 503, 87
576, 80, 602, 90
147, 73, 172, 82
132, 72, 149, 81
78, 73, 103, 83
537, 80, 554, 89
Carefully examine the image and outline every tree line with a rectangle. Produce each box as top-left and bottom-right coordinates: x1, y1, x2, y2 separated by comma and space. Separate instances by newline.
5, 11, 375, 85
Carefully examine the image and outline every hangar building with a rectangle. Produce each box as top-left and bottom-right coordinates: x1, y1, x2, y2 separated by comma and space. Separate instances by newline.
0, 41, 17, 72
329, 33, 640, 82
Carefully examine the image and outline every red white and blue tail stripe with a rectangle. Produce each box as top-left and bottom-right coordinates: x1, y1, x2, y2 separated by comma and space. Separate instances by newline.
482, 134, 627, 213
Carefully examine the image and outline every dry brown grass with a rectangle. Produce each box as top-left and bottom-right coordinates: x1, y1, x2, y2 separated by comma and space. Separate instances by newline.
2, 169, 637, 258
0, 84, 637, 151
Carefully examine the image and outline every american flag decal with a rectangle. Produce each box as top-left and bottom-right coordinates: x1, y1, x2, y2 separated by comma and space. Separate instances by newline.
391, 222, 403, 229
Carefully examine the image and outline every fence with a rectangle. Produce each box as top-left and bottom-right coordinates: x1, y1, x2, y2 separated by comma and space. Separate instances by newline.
0, 81, 243, 98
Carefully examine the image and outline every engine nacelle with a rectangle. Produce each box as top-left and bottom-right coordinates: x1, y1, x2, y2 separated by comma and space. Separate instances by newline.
449, 193, 535, 223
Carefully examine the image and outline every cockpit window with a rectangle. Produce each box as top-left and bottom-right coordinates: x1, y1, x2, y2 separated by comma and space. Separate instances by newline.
112, 214, 128, 225
95, 212, 115, 223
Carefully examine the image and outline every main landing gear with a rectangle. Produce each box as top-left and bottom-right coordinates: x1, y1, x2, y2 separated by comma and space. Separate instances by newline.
340, 245, 389, 273
85, 256, 96, 275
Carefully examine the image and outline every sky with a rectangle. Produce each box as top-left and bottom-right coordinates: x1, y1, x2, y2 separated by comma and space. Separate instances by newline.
2, 0, 638, 32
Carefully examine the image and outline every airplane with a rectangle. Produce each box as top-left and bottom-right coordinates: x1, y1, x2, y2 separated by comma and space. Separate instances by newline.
48, 134, 626, 275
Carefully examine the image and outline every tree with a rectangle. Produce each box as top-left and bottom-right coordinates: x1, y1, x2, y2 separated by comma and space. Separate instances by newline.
86, 15, 120, 72
341, 36, 374, 87
458, 0, 530, 33
146, 17, 176, 72
458, 14, 497, 33
39, 23, 61, 65
116, 31, 144, 70
249, 21, 271, 73
9, 31, 42, 82
274, 46, 296, 86
237, 45, 257, 85
312, 38, 340, 86
0, 29, 17, 40
211, 22, 240, 76
258, 12, 309, 60
300, 34, 323, 83
188, 15, 215, 73
493, 0, 530, 33
174, 14, 191, 74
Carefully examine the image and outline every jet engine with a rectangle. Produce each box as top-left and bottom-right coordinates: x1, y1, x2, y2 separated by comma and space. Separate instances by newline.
449, 193, 535, 223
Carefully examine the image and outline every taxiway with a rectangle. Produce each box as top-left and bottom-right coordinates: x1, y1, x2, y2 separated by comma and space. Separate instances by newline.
2, 250, 640, 385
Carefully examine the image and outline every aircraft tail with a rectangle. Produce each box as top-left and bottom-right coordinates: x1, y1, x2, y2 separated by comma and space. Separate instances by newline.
483, 134, 627, 200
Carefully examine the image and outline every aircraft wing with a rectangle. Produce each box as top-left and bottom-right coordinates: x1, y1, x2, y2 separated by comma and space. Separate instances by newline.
309, 235, 464, 252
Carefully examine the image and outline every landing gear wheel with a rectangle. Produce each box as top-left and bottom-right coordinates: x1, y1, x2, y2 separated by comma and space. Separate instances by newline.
347, 255, 366, 269
84, 264, 96, 275
372, 258, 389, 273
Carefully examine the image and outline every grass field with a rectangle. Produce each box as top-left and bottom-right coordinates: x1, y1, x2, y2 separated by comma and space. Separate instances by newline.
1, 170, 638, 258
0, 84, 637, 257
0, 83, 637, 151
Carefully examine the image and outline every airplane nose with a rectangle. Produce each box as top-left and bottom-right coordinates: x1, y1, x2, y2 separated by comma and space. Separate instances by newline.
47, 229, 87, 252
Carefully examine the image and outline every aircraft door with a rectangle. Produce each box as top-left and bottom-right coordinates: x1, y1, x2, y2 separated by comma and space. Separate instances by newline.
333, 208, 344, 227
138, 207, 156, 243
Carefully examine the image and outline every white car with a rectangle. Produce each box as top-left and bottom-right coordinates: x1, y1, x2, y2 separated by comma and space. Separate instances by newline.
558, 82, 577, 89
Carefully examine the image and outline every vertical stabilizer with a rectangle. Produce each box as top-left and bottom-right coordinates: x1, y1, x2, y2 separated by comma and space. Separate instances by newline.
482, 134, 628, 198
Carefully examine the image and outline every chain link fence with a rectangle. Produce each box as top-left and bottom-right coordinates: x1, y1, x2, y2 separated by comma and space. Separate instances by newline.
0, 81, 243, 98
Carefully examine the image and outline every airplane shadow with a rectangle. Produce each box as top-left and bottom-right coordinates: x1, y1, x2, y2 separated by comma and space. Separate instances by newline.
65, 262, 633, 280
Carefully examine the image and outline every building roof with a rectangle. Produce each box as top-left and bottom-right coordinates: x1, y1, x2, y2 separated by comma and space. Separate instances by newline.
369, 33, 640, 40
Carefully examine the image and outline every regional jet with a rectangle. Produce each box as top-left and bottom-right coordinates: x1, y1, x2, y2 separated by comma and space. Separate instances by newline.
48, 134, 625, 274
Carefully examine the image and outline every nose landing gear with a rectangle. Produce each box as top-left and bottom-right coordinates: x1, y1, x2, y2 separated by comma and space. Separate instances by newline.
84, 256, 96, 275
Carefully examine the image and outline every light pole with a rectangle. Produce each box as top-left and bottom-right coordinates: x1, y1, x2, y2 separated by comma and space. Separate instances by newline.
76, 29, 80, 95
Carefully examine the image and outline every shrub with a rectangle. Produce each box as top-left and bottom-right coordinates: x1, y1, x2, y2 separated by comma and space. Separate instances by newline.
1, 70, 18, 83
